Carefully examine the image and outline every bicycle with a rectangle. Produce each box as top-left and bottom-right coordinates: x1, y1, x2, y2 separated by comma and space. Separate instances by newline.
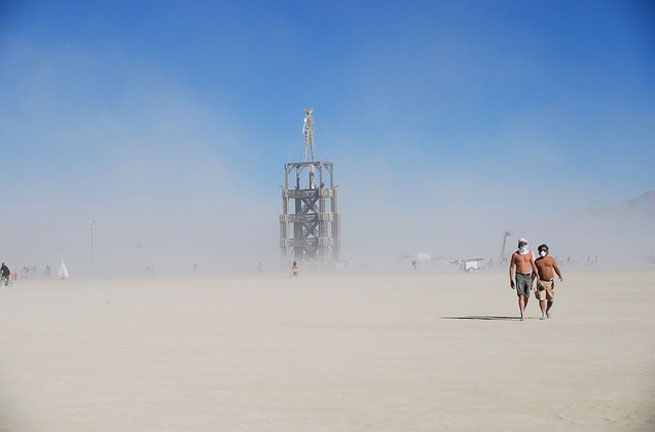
1, 275, 13, 287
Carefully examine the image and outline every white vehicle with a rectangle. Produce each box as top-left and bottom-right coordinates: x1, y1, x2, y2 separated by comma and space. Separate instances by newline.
459, 258, 485, 273
414, 253, 432, 264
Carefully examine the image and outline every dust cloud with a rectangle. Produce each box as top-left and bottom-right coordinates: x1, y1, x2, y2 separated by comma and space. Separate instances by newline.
335, 154, 655, 270
3, 100, 653, 277
1, 44, 653, 278
3, 108, 653, 278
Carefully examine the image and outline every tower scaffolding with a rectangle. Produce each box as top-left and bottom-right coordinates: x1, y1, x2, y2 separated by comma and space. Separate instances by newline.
280, 109, 341, 265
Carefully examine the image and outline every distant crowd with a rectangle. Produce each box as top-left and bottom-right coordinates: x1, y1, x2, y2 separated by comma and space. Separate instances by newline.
1, 264, 53, 280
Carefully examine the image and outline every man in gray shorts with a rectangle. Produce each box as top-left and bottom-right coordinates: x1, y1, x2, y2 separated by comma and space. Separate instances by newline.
509, 238, 540, 321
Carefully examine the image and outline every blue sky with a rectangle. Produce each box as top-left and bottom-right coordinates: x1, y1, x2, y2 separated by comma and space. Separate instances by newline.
1, 1, 653, 190
0, 1, 653, 268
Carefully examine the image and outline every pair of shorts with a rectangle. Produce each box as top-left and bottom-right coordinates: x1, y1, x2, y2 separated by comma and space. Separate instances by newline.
515, 273, 532, 298
535, 280, 555, 301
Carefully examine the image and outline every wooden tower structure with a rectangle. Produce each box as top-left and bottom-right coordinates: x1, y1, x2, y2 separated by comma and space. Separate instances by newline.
279, 109, 341, 264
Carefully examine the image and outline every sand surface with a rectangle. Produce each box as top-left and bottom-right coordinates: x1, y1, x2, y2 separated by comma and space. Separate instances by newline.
0, 270, 653, 431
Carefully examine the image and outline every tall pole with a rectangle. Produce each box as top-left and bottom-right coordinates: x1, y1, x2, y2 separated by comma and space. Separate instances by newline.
89, 220, 95, 269
500, 230, 511, 262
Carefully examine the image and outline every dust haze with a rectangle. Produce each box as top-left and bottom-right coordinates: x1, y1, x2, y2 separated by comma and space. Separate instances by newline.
4, 128, 653, 278
1, 43, 653, 277
337, 157, 655, 269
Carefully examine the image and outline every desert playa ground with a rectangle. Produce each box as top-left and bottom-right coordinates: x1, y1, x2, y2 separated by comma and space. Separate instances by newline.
0, 270, 653, 431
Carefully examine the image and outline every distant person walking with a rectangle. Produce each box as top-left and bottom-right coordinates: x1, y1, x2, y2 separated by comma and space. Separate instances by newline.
533, 244, 563, 319
290, 261, 299, 278
509, 238, 539, 321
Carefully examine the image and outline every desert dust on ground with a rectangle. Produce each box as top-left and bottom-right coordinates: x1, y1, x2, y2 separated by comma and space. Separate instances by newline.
0, 269, 653, 431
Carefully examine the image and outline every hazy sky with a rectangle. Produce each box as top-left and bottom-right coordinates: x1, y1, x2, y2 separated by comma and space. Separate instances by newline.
0, 1, 653, 272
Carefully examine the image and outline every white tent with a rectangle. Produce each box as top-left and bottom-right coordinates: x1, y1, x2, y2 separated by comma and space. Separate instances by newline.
58, 255, 69, 279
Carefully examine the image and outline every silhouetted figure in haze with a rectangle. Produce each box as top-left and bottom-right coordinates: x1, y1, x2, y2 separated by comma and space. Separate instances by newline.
290, 261, 298, 278
43, 265, 51, 278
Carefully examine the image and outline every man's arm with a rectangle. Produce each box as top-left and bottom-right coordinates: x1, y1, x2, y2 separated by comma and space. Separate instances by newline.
553, 259, 563, 281
530, 253, 540, 285
531, 263, 537, 283
509, 254, 515, 289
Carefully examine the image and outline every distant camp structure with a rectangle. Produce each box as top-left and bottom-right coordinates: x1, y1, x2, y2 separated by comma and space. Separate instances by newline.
58, 255, 69, 279
499, 230, 512, 264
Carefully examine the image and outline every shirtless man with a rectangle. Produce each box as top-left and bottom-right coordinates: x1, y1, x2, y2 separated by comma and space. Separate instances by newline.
533, 244, 563, 319
509, 238, 539, 321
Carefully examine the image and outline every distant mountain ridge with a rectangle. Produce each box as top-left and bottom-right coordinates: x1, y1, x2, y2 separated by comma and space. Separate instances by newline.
547, 191, 655, 262
577, 191, 655, 220
615, 191, 655, 216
